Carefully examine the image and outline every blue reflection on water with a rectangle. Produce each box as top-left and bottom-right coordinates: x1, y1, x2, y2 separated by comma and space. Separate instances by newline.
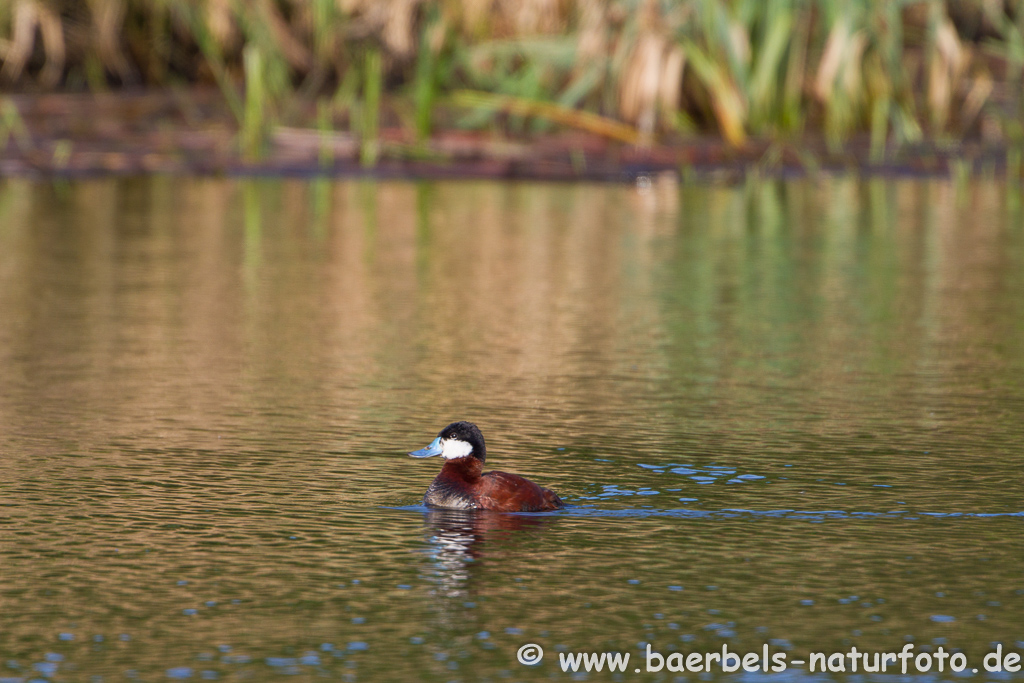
388, 505, 1024, 521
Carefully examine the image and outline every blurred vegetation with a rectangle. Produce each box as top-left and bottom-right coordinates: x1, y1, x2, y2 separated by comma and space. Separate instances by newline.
1, 0, 1024, 152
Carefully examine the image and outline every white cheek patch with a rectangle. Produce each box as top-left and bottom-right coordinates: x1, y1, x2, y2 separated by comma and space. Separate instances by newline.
441, 438, 474, 459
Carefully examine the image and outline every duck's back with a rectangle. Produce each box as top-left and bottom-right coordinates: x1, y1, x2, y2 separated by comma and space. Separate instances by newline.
421, 455, 564, 512
477, 470, 564, 512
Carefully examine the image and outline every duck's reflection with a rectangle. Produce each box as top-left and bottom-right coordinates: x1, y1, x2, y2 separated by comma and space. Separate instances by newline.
413, 509, 561, 671
422, 509, 558, 600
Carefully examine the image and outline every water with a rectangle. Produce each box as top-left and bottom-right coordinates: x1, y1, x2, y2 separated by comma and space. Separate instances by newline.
0, 177, 1022, 681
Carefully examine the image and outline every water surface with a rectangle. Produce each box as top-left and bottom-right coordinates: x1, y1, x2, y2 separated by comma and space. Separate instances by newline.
0, 177, 1022, 681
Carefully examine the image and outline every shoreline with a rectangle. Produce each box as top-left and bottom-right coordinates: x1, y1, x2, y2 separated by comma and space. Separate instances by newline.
1, 90, 1020, 182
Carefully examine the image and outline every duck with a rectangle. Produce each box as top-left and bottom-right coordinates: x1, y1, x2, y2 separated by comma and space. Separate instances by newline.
408, 421, 564, 512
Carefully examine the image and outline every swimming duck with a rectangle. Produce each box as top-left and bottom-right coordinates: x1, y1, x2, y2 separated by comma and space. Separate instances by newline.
408, 421, 564, 512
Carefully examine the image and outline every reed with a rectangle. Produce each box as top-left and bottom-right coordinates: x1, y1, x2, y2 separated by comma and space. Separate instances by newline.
360, 48, 382, 166
1, 0, 1021, 153
0, 98, 29, 150
242, 45, 268, 160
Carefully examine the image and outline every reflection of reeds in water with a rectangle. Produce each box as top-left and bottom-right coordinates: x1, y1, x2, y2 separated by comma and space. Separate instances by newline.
664, 175, 1024, 452
0, 177, 679, 466
0, 176, 1021, 465
2, 1, 1023, 154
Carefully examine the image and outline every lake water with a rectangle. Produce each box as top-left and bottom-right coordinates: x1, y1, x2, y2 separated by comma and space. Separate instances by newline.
0, 176, 1022, 682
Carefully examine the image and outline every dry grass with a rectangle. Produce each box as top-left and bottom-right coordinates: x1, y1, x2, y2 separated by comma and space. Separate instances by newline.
1, 0, 1023, 152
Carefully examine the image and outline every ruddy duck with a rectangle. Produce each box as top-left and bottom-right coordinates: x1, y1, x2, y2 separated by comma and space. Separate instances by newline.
408, 421, 564, 512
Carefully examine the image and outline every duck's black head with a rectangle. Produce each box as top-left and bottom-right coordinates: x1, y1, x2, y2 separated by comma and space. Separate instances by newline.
408, 421, 487, 463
